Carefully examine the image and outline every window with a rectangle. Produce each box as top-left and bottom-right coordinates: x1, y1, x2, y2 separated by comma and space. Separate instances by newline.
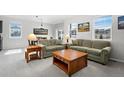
70, 23, 77, 38
93, 16, 112, 40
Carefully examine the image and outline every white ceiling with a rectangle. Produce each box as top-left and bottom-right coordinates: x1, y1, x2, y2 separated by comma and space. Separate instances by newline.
5, 15, 80, 24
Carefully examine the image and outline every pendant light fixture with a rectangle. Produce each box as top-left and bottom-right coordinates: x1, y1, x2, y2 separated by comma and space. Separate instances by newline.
35, 16, 43, 27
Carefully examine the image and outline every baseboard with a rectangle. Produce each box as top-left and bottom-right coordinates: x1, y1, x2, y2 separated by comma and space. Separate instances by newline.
110, 58, 124, 63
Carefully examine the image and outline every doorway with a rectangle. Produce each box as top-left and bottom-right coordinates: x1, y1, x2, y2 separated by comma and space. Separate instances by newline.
56, 30, 64, 40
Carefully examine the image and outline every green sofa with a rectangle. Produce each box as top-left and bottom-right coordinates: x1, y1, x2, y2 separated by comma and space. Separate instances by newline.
38, 39, 65, 58
69, 39, 111, 65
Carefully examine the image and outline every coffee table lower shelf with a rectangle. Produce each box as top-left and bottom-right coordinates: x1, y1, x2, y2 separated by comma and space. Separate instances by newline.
53, 58, 68, 74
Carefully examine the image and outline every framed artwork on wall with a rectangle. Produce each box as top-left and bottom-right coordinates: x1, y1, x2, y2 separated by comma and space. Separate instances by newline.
78, 22, 90, 32
93, 16, 112, 40
118, 16, 124, 29
9, 21, 22, 38
33, 28, 48, 35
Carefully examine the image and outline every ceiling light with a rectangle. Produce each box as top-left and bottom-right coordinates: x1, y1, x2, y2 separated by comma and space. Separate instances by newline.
35, 16, 43, 27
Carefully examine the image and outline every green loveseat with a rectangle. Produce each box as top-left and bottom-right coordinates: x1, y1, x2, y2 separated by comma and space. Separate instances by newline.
38, 39, 65, 58
69, 39, 111, 65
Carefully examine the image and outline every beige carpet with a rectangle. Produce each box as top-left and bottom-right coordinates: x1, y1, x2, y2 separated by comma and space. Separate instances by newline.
0, 49, 124, 77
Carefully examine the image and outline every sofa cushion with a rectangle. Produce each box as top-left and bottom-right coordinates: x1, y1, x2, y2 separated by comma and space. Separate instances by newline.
72, 40, 78, 46
83, 40, 92, 48
55, 40, 62, 45
49, 39, 56, 45
87, 48, 101, 56
77, 39, 83, 46
38, 40, 49, 46
46, 45, 64, 51
70, 46, 88, 52
92, 40, 110, 49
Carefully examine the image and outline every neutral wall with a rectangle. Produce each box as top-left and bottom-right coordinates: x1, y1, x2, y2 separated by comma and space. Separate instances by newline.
0, 16, 54, 49
111, 15, 124, 61
63, 15, 124, 62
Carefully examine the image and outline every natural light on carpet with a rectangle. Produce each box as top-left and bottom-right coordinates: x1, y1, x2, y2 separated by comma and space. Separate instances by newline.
4, 49, 22, 55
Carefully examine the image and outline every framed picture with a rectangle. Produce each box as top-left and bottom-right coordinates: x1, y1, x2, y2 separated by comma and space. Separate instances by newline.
33, 28, 48, 35
9, 22, 22, 38
78, 22, 90, 32
44, 29, 48, 35
118, 16, 124, 29
93, 16, 112, 40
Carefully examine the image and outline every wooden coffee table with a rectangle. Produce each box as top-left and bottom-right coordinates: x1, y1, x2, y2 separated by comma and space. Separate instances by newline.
52, 49, 88, 76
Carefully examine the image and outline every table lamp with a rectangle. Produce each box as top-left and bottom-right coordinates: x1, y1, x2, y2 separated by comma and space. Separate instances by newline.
27, 34, 37, 46
64, 35, 70, 43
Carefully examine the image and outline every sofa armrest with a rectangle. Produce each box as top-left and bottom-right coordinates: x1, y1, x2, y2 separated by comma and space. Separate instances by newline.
100, 47, 111, 64
101, 47, 111, 55
38, 44, 46, 48
38, 44, 46, 51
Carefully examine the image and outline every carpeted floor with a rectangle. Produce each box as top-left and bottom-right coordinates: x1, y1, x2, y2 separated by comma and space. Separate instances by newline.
0, 49, 124, 77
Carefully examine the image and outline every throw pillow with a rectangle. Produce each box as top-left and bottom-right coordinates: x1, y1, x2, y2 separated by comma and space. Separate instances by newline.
39, 40, 49, 46
49, 39, 56, 45
72, 40, 78, 46
56, 40, 62, 45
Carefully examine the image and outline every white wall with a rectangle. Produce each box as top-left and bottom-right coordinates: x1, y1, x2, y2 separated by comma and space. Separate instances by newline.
111, 15, 124, 61
63, 15, 124, 62
0, 16, 54, 49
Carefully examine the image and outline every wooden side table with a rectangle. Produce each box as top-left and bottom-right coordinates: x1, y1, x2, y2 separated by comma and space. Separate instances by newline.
25, 46, 43, 63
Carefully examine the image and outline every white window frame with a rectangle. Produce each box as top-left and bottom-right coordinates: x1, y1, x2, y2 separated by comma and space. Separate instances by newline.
92, 16, 112, 41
